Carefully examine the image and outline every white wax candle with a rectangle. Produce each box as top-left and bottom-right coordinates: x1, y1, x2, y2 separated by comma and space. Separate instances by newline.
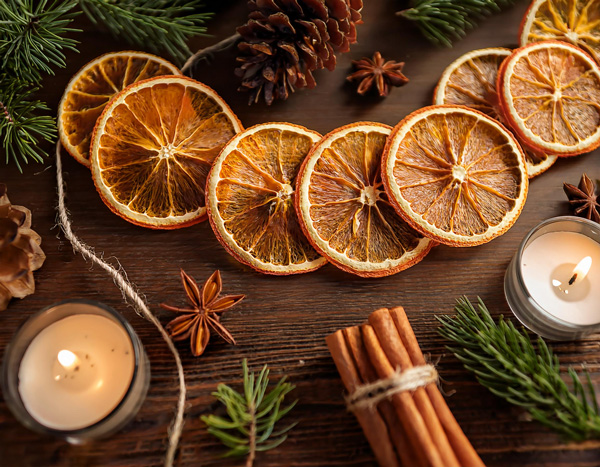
18, 314, 135, 430
521, 231, 600, 325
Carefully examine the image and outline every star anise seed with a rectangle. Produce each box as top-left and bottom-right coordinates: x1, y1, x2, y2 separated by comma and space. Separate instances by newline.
161, 270, 245, 357
347, 52, 409, 97
563, 173, 600, 223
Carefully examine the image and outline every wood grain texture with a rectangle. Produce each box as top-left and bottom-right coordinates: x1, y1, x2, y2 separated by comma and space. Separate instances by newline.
2, 1, 600, 466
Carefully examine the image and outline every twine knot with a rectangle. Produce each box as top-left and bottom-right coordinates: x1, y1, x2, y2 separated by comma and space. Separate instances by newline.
346, 365, 438, 411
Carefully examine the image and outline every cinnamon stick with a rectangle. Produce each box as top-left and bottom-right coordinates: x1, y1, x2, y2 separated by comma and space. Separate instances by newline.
343, 327, 423, 467
389, 306, 485, 467
361, 324, 445, 467
369, 308, 460, 467
326, 330, 401, 467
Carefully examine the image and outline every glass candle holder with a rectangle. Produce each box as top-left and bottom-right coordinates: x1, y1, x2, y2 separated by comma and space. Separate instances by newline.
2, 299, 150, 444
505, 216, 600, 341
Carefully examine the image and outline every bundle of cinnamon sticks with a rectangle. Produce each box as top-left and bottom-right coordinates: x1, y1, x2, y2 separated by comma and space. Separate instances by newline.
326, 307, 484, 467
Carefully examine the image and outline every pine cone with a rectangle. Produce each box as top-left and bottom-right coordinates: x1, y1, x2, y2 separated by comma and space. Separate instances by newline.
236, 0, 363, 105
0, 184, 45, 311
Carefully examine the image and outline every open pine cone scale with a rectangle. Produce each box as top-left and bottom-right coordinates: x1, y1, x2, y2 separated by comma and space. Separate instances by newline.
0, 184, 45, 311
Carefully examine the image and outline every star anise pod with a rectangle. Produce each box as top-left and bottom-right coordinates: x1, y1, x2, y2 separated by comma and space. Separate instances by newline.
347, 52, 409, 97
161, 270, 245, 357
564, 173, 600, 223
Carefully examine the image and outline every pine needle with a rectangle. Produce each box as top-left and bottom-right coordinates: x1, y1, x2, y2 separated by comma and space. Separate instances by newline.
438, 297, 600, 440
78, 0, 212, 65
201, 359, 297, 467
0, 77, 56, 172
398, 0, 518, 47
0, 0, 81, 83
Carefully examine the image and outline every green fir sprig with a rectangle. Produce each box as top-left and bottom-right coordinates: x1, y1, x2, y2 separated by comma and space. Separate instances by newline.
0, 78, 57, 171
201, 359, 297, 466
398, 0, 517, 47
1, 0, 212, 171
438, 297, 600, 440
78, 0, 211, 65
0, 0, 81, 83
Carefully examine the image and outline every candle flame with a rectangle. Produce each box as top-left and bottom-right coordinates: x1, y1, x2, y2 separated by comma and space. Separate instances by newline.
570, 256, 593, 285
57, 349, 78, 369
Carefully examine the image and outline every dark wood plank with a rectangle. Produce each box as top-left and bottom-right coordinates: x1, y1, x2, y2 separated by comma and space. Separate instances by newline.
2, 1, 600, 466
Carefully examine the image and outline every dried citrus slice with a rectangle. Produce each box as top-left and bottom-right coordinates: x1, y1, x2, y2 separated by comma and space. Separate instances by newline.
382, 105, 528, 247
90, 75, 242, 229
434, 47, 558, 177
295, 122, 433, 277
59, 51, 180, 166
206, 123, 326, 275
520, 0, 600, 63
497, 40, 600, 156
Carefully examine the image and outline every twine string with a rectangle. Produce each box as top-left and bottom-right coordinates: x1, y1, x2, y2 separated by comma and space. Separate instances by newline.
181, 33, 241, 75
346, 365, 438, 411
55, 142, 186, 467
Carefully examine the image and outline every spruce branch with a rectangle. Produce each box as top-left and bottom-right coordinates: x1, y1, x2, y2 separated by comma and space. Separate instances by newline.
0, 77, 56, 172
438, 297, 600, 440
201, 359, 297, 467
0, 0, 80, 83
78, 0, 212, 65
398, 0, 517, 47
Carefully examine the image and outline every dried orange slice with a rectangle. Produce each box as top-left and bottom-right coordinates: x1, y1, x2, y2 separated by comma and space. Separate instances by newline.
382, 105, 528, 247
520, 0, 600, 63
206, 123, 326, 275
90, 75, 242, 229
497, 40, 600, 156
295, 122, 433, 277
59, 51, 180, 166
434, 47, 558, 177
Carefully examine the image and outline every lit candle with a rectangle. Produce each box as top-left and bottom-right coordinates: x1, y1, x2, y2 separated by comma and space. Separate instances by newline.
18, 314, 135, 430
2, 300, 149, 442
505, 217, 600, 340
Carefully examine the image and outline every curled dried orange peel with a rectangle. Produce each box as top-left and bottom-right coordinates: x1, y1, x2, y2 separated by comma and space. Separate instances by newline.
59, 51, 180, 166
520, 0, 600, 64
498, 40, 600, 156
382, 105, 528, 247
434, 47, 557, 177
295, 122, 433, 277
206, 122, 326, 275
90, 75, 242, 229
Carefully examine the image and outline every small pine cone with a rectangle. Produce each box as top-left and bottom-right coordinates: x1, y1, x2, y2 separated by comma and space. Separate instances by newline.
0, 184, 46, 311
236, 0, 363, 105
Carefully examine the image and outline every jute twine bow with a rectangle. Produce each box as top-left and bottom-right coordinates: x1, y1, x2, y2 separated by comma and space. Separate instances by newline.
346, 365, 438, 411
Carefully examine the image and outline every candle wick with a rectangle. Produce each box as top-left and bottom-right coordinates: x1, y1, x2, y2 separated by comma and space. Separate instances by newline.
568, 273, 577, 286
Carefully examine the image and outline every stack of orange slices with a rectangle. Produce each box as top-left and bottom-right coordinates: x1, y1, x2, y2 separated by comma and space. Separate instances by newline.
295, 122, 433, 277
59, 51, 181, 166
434, 47, 558, 177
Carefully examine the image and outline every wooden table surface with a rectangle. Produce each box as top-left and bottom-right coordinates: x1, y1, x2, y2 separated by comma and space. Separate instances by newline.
2, 1, 600, 466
